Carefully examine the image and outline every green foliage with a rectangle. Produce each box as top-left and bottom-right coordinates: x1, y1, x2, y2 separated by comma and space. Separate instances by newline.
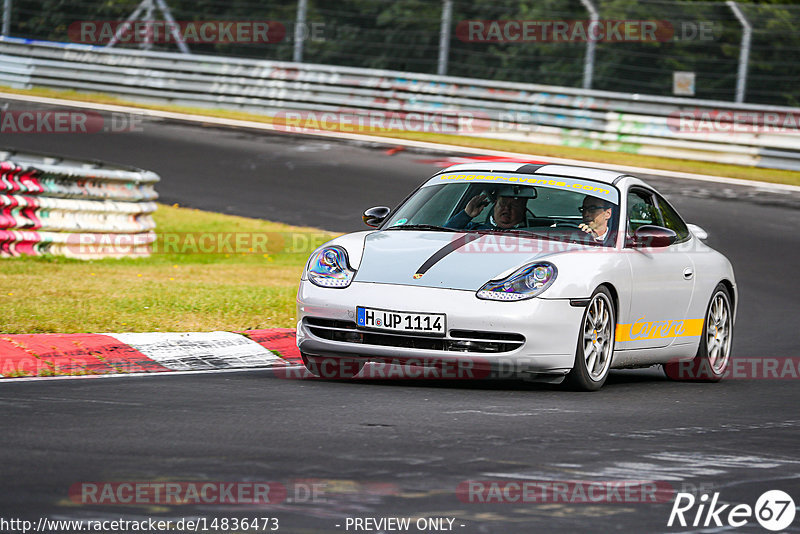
6, 0, 799, 105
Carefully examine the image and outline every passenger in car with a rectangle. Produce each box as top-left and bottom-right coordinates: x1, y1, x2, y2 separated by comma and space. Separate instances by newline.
445, 193, 527, 230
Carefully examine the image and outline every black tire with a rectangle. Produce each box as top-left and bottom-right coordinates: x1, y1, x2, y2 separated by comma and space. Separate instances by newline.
301, 353, 364, 379
565, 286, 616, 391
664, 283, 732, 382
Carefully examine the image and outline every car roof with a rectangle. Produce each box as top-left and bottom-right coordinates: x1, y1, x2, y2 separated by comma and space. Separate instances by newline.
436, 162, 627, 185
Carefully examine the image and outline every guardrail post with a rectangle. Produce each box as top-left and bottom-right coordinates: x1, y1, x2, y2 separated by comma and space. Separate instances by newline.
142, 0, 155, 50
154, 0, 190, 54
726, 0, 751, 104
293, 0, 308, 63
578, 0, 598, 90
107, 0, 147, 49
107, 0, 189, 54
437, 0, 453, 76
2, 0, 11, 36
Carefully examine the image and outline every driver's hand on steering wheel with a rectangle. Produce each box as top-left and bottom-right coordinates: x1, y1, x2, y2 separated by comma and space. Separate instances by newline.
465, 193, 490, 218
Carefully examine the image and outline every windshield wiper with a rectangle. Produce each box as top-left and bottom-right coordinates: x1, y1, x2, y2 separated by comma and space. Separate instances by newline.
386, 224, 460, 232
472, 228, 562, 242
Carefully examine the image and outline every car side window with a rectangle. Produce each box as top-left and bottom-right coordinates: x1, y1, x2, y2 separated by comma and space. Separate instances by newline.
626, 190, 661, 233
654, 194, 691, 242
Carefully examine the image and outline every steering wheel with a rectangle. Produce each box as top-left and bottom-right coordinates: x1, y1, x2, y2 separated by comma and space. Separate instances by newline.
552, 220, 584, 229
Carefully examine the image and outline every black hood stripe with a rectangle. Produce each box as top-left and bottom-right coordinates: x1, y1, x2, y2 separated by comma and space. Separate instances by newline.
414, 233, 482, 278
516, 163, 547, 174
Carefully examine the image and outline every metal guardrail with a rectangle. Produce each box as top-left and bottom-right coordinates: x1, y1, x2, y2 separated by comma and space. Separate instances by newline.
1, 37, 799, 171
0, 149, 158, 258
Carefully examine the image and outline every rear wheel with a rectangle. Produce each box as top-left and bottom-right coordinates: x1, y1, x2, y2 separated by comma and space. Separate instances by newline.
664, 284, 732, 382
301, 353, 364, 379
565, 286, 615, 391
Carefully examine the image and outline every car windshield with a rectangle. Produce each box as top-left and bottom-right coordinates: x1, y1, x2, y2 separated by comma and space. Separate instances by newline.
383, 174, 620, 246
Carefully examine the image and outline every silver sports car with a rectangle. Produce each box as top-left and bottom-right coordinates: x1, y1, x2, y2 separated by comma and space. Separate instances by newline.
296, 162, 736, 390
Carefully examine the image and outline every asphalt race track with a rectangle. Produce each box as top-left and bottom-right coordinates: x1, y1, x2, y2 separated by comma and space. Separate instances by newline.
1, 102, 799, 533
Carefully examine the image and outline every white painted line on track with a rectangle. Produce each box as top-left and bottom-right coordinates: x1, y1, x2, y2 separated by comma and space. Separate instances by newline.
2, 91, 799, 194
0, 364, 302, 384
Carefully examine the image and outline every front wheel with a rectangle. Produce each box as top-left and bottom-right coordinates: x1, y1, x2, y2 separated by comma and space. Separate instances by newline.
664, 284, 732, 382
301, 353, 365, 379
565, 286, 616, 391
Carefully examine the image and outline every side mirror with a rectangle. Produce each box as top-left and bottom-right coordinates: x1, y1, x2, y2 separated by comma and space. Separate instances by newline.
632, 225, 677, 248
687, 223, 708, 240
363, 206, 391, 228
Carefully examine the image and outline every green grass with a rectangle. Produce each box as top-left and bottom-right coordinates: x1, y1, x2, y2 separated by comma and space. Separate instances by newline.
3, 86, 800, 187
0, 204, 337, 333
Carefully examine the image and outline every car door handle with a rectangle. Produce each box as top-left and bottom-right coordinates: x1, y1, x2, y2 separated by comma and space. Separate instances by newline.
683, 267, 694, 280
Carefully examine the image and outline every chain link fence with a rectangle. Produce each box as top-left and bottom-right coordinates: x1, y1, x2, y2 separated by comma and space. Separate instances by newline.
3, 0, 799, 106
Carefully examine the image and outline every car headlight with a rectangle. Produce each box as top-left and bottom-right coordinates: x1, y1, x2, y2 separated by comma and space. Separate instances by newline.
307, 246, 356, 288
477, 262, 557, 301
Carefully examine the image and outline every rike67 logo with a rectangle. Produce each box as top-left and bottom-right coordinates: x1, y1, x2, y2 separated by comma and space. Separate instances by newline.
668, 490, 795, 531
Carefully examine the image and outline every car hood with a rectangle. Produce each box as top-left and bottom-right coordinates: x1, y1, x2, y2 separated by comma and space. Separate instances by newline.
353, 230, 575, 291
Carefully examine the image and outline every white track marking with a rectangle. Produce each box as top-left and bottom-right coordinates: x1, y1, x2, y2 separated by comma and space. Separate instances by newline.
107, 331, 283, 371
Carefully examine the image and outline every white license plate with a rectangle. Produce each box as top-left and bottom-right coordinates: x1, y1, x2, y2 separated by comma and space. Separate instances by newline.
356, 307, 446, 336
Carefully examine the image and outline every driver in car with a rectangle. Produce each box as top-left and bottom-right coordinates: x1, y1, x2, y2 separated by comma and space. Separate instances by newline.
445, 193, 527, 230
578, 195, 614, 242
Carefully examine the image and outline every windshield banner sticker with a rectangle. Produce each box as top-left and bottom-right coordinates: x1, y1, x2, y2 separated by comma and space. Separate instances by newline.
433, 172, 619, 203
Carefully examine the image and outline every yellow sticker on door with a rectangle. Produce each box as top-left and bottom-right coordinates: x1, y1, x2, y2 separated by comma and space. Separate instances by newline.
616, 318, 704, 342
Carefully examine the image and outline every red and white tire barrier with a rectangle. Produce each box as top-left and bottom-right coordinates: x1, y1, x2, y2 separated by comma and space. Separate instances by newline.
0, 153, 159, 258
0, 329, 301, 380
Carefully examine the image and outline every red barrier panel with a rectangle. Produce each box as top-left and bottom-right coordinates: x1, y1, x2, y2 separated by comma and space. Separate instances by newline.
0, 333, 170, 377
239, 328, 300, 363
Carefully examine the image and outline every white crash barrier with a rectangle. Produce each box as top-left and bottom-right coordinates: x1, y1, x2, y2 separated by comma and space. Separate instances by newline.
0, 37, 798, 170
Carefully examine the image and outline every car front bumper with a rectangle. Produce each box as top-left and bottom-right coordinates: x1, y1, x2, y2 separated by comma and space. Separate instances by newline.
296, 281, 584, 376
